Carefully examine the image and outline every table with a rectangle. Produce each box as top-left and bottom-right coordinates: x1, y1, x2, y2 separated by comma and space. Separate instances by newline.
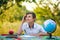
0, 35, 60, 40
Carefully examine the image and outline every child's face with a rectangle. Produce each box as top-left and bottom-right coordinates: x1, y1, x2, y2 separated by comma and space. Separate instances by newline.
26, 14, 35, 23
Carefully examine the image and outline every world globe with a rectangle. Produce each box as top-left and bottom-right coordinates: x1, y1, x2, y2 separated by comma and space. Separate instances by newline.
43, 19, 56, 33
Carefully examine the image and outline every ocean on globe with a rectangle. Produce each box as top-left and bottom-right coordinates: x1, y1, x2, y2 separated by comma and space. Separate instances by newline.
43, 19, 56, 33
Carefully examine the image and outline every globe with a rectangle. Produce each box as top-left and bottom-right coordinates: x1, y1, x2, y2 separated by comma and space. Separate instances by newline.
43, 19, 56, 33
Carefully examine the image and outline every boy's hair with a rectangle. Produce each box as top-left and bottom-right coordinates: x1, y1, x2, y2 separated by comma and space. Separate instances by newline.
26, 12, 36, 18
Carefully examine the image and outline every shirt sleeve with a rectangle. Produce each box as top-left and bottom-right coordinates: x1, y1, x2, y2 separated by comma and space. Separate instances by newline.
22, 22, 27, 31
22, 24, 25, 31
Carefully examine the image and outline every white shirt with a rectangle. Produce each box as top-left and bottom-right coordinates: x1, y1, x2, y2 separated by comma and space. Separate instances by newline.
22, 22, 46, 35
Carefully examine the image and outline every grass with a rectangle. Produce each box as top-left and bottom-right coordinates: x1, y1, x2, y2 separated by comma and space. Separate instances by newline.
0, 21, 20, 34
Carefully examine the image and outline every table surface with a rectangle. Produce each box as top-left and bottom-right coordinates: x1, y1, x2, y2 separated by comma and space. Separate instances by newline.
0, 35, 60, 40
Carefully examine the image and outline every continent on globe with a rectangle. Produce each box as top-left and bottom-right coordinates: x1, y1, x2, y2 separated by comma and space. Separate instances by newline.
43, 19, 56, 33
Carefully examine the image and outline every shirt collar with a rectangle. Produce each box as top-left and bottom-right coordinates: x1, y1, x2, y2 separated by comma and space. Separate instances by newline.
27, 22, 37, 28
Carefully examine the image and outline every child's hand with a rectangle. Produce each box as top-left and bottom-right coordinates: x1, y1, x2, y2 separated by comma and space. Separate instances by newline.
22, 15, 26, 23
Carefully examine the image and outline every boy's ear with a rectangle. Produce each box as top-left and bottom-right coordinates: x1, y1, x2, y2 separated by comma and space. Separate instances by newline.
24, 15, 27, 20
34, 18, 36, 22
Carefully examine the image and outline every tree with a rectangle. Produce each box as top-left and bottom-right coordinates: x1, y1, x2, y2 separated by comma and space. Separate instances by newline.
0, 0, 26, 22
34, 0, 60, 26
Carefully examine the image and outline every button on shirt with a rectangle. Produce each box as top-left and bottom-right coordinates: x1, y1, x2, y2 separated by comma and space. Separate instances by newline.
22, 22, 46, 35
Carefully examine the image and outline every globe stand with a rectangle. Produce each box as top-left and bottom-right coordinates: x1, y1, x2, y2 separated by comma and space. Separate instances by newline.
47, 33, 55, 39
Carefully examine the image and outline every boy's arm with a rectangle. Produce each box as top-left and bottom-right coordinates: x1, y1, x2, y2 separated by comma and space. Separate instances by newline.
17, 15, 26, 35
30, 32, 49, 36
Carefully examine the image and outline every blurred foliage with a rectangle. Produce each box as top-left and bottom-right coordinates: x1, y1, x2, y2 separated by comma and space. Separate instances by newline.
0, 0, 60, 36
0, 0, 26, 34
0, 3, 26, 22
33, 0, 60, 26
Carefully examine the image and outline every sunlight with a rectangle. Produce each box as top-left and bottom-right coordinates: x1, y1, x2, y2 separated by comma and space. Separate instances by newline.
22, 1, 37, 11
22, 0, 60, 11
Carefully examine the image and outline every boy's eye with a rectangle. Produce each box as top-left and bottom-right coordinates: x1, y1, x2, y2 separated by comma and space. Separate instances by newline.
28, 16, 31, 17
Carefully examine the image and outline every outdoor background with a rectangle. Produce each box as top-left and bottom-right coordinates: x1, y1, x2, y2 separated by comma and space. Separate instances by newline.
0, 0, 60, 36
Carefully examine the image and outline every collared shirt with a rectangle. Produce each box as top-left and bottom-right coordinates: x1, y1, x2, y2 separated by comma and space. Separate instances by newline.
22, 22, 46, 35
